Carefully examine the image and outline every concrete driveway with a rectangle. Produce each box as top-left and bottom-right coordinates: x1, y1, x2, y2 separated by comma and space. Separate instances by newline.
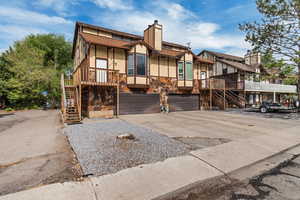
120, 111, 300, 141
0, 110, 82, 195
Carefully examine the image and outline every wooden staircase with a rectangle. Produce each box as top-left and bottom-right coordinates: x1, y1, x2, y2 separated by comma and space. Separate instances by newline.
225, 90, 246, 108
61, 74, 81, 124
65, 87, 81, 123
213, 90, 228, 110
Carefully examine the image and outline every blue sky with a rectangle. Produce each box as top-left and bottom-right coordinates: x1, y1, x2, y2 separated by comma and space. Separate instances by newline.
0, 0, 261, 56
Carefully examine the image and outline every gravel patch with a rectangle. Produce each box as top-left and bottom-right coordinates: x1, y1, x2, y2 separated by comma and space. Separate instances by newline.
64, 119, 191, 176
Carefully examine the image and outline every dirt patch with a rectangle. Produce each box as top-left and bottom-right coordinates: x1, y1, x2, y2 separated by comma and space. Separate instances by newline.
174, 137, 231, 150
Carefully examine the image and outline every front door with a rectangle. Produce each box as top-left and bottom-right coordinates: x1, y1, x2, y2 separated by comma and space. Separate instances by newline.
96, 59, 107, 83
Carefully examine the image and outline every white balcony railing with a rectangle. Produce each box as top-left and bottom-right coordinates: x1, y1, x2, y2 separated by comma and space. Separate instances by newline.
244, 80, 297, 93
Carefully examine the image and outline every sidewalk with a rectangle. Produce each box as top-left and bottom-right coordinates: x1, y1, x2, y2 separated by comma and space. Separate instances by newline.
1, 126, 300, 200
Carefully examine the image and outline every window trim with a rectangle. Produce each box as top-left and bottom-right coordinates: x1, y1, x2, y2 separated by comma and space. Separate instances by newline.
185, 61, 193, 81
127, 53, 147, 77
127, 53, 135, 76
135, 53, 147, 76
178, 61, 184, 80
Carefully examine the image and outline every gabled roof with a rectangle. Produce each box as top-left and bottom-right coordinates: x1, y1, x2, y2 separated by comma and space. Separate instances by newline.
195, 57, 214, 64
80, 32, 190, 59
218, 59, 256, 73
73, 21, 189, 57
159, 49, 185, 58
80, 32, 130, 49
199, 50, 244, 62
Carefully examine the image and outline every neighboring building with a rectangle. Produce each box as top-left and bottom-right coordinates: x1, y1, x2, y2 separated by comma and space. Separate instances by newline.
65, 20, 213, 120
198, 50, 297, 105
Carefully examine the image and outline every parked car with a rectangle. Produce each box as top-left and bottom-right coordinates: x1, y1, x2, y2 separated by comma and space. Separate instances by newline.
259, 101, 287, 113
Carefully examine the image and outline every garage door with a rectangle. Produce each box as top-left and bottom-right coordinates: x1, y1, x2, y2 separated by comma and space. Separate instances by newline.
119, 93, 160, 115
169, 94, 199, 112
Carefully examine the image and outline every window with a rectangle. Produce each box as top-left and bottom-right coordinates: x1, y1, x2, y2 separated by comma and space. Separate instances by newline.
127, 53, 147, 76
178, 62, 184, 80
127, 54, 134, 75
222, 64, 228, 74
136, 54, 146, 76
96, 59, 107, 83
185, 62, 193, 80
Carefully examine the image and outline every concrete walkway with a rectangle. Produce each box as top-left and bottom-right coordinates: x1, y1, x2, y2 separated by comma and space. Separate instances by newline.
1, 125, 300, 200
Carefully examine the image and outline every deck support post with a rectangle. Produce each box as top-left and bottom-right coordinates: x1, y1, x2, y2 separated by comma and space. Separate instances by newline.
209, 79, 212, 110
116, 73, 120, 117
79, 84, 82, 119
224, 83, 226, 110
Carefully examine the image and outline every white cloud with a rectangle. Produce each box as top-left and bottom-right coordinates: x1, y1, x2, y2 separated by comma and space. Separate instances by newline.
34, 0, 80, 16
0, 25, 45, 40
0, 6, 74, 52
91, 0, 132, 10
98, 1, 250, 55
0, 6, 72, 25
35, 0, 68, 15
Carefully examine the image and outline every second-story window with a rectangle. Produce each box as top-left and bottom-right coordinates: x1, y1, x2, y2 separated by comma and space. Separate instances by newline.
185, 62, 193, 80
178, 61, 193, 80
136, 54, 146, 76
127, 53, 146, 76
127, 54, 134, 75
178, 61, 184, 80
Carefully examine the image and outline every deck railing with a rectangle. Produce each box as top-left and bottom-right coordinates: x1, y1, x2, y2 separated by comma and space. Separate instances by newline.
226, 81, 245, 90
64, 79, 73, 86
73, 59, 119, 86
200, 79, 225, 90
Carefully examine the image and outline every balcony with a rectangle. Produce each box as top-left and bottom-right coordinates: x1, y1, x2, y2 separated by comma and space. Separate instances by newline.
200, 79, 297, 93
199, 79, 226, 90
244, 80, 297, 93
73, 59, 119, 87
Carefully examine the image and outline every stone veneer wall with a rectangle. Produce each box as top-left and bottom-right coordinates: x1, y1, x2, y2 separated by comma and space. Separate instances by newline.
87, 74, 202, 116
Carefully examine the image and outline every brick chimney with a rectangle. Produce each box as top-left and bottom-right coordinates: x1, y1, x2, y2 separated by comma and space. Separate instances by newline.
144, 20, 162, 51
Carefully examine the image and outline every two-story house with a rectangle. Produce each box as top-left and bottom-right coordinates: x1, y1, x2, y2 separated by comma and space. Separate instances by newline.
198, 50, 297, 106
62, 20, 213, 121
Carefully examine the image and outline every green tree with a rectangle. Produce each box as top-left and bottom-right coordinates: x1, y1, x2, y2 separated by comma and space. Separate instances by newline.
261, 53, 296, 84
239, 0, 300, 99
0, 34, 72, 109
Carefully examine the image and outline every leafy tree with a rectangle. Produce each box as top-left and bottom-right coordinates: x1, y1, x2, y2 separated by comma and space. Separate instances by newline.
0, 34, 72, 109
261, 53, 296, 84
239, 0, 300, 99
0, 54, 13, 107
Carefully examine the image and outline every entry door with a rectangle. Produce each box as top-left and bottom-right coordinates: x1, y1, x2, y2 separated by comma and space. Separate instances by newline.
96, 59, 107, 83
200, 72, 207, 88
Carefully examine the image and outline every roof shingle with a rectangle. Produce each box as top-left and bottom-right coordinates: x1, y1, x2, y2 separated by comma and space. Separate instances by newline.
218, 59, 256, 73
80, 32, 130, 49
